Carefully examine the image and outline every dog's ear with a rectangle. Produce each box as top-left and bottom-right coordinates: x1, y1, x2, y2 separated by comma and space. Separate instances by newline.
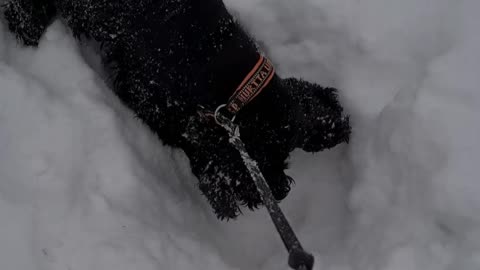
4, 0, 57, 46
283, 77, 351, 152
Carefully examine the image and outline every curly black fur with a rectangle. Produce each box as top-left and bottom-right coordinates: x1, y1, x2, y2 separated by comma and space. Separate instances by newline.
3, 0, 351, 220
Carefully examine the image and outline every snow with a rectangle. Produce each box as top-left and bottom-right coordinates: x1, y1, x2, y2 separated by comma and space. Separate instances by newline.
1, 0, 480, 269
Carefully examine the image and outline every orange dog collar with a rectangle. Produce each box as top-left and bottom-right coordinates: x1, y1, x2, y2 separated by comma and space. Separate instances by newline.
226, 54, 275, 114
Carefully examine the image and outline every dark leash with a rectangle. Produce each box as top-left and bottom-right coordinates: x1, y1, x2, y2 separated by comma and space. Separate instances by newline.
213, 106, 314, 270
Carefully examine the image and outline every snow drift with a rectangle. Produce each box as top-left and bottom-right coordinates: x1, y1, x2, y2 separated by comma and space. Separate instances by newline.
0, 0, 479, 269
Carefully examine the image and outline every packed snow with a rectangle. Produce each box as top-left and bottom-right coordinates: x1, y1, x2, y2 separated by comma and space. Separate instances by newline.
1, 0, 480, 269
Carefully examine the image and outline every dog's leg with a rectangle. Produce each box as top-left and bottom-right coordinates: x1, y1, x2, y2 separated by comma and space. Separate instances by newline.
111, 81, 251, 219
182, 116, 263, 219
111, 68, 246, 219
3, 0, 56, 46
105, 46, 261, 219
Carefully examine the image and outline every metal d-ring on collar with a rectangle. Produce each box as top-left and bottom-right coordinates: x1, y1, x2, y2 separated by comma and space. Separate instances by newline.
214, 104, 236, 126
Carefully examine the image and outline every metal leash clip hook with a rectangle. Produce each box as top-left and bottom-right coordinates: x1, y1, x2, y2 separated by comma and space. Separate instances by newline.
214, 104, 236, 127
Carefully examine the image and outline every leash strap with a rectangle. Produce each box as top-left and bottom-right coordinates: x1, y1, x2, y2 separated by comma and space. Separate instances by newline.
214, 113, 314, 270
226, 55, 275, 114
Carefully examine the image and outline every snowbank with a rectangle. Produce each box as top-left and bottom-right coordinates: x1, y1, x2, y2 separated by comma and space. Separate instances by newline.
1, 0, 479, 269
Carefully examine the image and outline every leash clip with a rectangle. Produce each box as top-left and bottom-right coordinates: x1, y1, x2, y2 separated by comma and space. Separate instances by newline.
214, 104, 236, 126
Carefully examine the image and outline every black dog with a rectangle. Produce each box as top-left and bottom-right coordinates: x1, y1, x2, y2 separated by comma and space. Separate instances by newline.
3, 0, 350, 219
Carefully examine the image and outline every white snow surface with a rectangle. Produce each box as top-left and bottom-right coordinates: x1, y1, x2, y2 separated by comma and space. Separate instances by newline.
1, 0, 480, 269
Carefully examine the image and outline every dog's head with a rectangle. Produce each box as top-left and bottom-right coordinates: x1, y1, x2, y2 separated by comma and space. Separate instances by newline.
284, 77, 351, 152
234, 76, 350, 204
